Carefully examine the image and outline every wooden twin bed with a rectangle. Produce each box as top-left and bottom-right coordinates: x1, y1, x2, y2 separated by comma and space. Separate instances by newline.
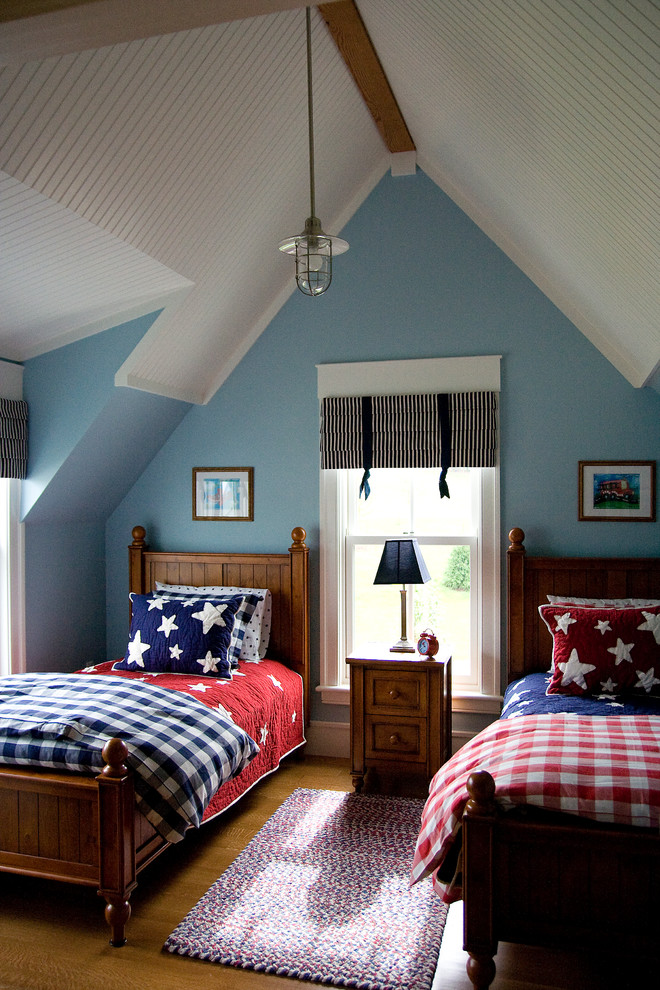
459, 529, 660, 987
0, 526, 309, 946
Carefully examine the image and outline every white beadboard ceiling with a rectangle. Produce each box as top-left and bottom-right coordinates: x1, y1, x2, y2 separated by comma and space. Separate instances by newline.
0, 0, 657, 403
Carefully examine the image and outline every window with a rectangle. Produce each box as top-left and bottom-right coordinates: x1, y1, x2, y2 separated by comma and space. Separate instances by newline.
0, 478, 25, 676
317, 355, 501, 714
319, 464, 499, 709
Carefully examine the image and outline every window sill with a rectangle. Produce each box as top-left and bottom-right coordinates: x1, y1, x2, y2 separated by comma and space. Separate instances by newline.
316, 684, 350, 706
452, 692, 502, 716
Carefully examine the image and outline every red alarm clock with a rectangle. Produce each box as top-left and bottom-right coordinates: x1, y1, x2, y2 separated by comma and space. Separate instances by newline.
417, 628, 439, 657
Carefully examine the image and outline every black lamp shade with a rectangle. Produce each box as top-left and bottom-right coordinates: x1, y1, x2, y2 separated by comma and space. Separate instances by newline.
374, 539, 431, 586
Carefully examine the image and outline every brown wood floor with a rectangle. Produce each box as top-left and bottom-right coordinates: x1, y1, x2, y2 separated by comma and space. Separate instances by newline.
0, 756, 650, 989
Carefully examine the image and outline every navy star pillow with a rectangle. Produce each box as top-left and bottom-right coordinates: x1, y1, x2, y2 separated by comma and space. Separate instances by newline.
113, 593, 244, 678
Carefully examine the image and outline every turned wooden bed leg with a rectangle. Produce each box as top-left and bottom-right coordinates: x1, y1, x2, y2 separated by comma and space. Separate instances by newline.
466, 954, 497, 990
463, 770, 498, 989
97, 738, 137, 946
104, 896, 132, 947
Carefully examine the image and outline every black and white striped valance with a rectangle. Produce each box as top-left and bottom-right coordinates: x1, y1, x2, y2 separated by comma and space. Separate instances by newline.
320, 391, 497, 498
0, 398, 28, 479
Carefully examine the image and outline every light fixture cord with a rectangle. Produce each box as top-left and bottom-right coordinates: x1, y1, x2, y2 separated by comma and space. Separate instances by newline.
305, 7, 316, 219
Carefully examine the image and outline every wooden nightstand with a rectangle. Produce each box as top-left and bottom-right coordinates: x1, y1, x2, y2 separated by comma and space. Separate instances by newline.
347, 646, 452, 794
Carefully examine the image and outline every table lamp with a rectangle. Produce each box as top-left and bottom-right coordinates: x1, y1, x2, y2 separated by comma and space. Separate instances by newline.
373, 539, 431, 652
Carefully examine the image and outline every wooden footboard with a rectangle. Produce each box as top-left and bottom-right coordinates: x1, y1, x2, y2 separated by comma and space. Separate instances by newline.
462, 771, 660, 989
0, 738, 149, 945
459, 530, 660, 988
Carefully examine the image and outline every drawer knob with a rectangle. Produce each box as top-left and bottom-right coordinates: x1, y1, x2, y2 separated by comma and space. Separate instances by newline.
389, 733, 400, 745
389, 689, 400, 699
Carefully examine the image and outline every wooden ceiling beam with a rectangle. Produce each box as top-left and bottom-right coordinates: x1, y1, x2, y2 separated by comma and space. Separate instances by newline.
318, 0, 415, 154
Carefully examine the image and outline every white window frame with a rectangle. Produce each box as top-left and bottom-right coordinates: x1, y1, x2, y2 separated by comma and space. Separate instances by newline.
316, 356, 501, 715
0, 478, 26, 676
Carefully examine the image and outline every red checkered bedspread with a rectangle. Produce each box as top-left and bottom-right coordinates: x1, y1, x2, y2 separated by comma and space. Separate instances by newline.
410, 713, 660, 902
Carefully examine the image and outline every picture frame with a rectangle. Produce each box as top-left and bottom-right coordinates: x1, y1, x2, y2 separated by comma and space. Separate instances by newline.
192, 467, 254, 521
578, 461, 655, 522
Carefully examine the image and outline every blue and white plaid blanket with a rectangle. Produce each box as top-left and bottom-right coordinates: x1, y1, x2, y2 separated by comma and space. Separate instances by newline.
0, 674, 259, 842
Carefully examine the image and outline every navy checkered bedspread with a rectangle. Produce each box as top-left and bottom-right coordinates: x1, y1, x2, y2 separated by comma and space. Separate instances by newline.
0, 673, 259, 842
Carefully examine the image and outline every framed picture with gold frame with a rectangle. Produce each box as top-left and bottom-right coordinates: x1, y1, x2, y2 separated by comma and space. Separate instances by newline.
578, 460, 655, 522
192, 467, 254, 521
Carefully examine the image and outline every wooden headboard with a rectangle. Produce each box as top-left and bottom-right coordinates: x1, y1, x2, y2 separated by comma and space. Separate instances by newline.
128, 526, 310, 720
506, 526, 660, 684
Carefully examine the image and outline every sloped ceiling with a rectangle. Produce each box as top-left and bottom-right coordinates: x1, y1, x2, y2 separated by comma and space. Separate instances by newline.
0, 0, 658, 403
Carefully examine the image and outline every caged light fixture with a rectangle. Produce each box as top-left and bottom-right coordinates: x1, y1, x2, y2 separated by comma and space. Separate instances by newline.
278, 7, 348, 296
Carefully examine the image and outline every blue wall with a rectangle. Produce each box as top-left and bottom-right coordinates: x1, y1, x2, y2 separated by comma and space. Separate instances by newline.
104, 170, 660, 718
22, 312, 192, 671
22, 170, 660, 701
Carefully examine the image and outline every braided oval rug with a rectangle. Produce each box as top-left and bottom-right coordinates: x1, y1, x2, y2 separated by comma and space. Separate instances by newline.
164, 787, 448, 990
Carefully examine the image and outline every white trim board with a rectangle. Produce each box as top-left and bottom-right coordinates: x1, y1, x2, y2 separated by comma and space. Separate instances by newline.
317, 355, 501, 398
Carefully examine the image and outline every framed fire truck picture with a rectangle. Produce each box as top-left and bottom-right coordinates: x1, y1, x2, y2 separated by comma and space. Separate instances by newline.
578, 461, 655, 522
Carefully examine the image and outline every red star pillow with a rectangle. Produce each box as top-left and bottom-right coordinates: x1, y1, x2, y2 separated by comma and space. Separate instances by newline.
539, 604, 660, 696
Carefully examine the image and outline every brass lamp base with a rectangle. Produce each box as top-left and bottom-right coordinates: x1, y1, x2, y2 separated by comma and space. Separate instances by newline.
390, 639, 415, 653
390, 587, 415, 652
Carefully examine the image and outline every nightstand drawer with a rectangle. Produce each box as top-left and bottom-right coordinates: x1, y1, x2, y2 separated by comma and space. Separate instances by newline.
365, 716, 427, 762
365, 669, 427, 715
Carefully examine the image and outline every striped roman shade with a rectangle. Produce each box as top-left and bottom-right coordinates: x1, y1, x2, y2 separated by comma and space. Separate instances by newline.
0, 398, 28, 479
320, 391, 498, 497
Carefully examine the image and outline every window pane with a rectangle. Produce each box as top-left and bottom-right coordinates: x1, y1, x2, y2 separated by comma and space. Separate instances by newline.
411, 468, 475, 535
352, 467, 474, 536
352, 542, 471, 677
412, 544, 471, 677
350, 470, 412, 534
353, 544, 403, 647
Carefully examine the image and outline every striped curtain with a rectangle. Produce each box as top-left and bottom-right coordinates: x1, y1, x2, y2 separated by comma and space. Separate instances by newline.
320, 391, 497, 497
0, 398, 28, 479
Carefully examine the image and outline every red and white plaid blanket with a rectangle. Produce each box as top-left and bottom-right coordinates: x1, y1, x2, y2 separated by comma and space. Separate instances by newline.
410, 713, 660, 902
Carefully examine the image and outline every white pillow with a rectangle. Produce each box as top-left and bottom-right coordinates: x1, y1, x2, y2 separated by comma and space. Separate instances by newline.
547, 595, 660, 607
156, 583, 272, 659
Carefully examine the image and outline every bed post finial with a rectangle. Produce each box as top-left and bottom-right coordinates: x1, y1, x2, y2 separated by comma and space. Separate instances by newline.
290, 526, 307, 550
507, 527, 525, 553
101, 738, 129, 777
466, 770, 497, 816
130, 526, 146, 548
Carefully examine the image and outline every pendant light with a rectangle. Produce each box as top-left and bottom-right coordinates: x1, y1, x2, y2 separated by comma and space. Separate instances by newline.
278, 7, 348, 296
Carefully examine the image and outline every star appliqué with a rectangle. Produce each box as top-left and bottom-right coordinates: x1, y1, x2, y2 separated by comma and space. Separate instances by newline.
558, 649, 596, 689
594, 619, 611, 635
158, 614, 179, 638
192, 601, 232, 634
638, 611, 660, 644
146, 595, 168, 611
554, 611, 577, 634
196, 652, 223, 674
607, 638, 634, 665
635, 668, 660, 693
126, 630, 151, 667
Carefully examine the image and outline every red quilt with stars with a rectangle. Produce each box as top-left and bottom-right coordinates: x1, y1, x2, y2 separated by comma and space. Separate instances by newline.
81, 658, 305, 822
